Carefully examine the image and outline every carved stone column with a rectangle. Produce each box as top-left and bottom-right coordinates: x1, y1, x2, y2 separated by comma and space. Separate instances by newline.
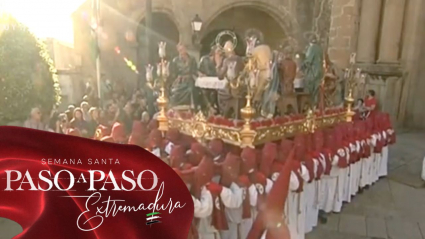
377, 0, 406, 63
356, 0, 382, 63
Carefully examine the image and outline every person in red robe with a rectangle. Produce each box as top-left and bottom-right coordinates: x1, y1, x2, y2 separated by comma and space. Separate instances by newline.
110, 122, 127, 144
128, 121, 147, 147
247, 148, 294, 239
364, 89, 377, 118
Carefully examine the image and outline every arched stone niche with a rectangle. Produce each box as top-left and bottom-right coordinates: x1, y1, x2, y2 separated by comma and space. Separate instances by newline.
199, 0, 300, 55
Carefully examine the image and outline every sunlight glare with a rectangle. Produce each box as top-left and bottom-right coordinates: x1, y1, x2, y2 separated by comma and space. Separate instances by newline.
1, 0, 86, 44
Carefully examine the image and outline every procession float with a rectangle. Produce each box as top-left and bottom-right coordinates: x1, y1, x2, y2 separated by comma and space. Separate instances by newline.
139, 29, 395, 239
146, 29, 365, 149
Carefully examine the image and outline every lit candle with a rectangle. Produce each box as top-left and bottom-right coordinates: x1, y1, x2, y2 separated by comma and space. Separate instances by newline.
355, 68, 361, 79
344, 69, 350, 79
158, 42, 166, 59
156, 63, 162, 77
360, 73, 366, 84
146, 64, 153, 82
162, 61, 170, 78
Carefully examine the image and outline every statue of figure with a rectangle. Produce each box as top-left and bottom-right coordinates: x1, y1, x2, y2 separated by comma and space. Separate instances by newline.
302, 35, 324, 107
199, 46, 218, 77
247, 37, 272, 106
198, 46, 220, 112
260, 51, 280, 118
322, 52, 341, 107
216, 41, 245, 118
169, 43, 199, 109
279, 46, 297, 95
276, 47, 298, 115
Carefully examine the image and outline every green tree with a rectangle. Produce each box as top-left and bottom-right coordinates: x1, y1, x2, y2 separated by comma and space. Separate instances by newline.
0, 18, 61, 124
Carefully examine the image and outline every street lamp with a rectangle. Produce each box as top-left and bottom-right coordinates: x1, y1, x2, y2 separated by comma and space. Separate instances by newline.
191, 14, 203, 44
191, 14, 203, 32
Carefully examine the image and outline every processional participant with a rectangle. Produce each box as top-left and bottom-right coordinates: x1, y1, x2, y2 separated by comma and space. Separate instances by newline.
380, 113, 396, 178
240, 147, 264, 224
302, 35, 324, 107
363, 116, 376, 186
214, 153, 246, 239
359, 120, 373, 189
216, 41, 245, 118
169, 145, 188, 169
183, 149, 247, 238
301, 133, 322, 234
247, 148, 294, 239
209, 138, 226, 164
354, 121, 366, 193
319, 128, 339, 213
127, 121, 148, 148
345, 122, 360, 200
285, 135, 309, 239
371, 113, 386, 181
334, 125, 351, 211
187, 155, 224, 239
169, 43, 200, 109
364, 89, 377, 118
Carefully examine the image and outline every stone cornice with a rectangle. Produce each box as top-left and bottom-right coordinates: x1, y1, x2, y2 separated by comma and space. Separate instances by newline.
355, 63, 403, 77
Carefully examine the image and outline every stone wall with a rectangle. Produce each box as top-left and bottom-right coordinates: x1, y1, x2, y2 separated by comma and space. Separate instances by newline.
313, 0, 333, 48
72, 0, 320, 91
402, 0, 425, 129
327, 0, 425, 129
328, 0, 359, 69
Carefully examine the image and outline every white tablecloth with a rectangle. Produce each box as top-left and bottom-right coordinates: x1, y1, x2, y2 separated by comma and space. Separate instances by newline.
195, 77, 227, 90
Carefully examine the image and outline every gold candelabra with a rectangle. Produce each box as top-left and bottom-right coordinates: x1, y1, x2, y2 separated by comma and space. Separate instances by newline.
239, 39, 259, 148
344, 53, 365, 122
155, 42, 169, 132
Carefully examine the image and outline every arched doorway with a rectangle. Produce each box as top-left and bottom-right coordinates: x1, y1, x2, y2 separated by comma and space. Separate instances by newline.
137, 12, 179, 65
200, 6, 286, 56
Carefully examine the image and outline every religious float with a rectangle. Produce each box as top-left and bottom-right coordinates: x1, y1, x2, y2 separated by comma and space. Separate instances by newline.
132, 28, 398, 239
146, 29, 365, 149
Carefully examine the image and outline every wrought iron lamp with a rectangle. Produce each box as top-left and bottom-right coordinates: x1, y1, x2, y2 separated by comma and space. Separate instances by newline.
191, 14, 203, 44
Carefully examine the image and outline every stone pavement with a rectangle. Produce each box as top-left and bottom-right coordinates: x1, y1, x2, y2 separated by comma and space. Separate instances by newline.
0, 131, 425, 239
307, 130, 425, 239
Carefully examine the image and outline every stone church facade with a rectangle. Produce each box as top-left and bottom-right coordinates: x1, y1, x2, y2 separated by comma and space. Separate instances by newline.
72, 0, 425, 129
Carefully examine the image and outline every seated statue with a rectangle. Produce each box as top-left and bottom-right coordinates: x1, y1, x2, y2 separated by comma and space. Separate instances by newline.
277, 46, 298, 115
198, 45, 221, 114
169, 43, 203, 110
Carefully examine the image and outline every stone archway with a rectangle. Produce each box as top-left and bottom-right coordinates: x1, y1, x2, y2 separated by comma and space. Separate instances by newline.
137, 12, 180, 64
200, 5, 287, 56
